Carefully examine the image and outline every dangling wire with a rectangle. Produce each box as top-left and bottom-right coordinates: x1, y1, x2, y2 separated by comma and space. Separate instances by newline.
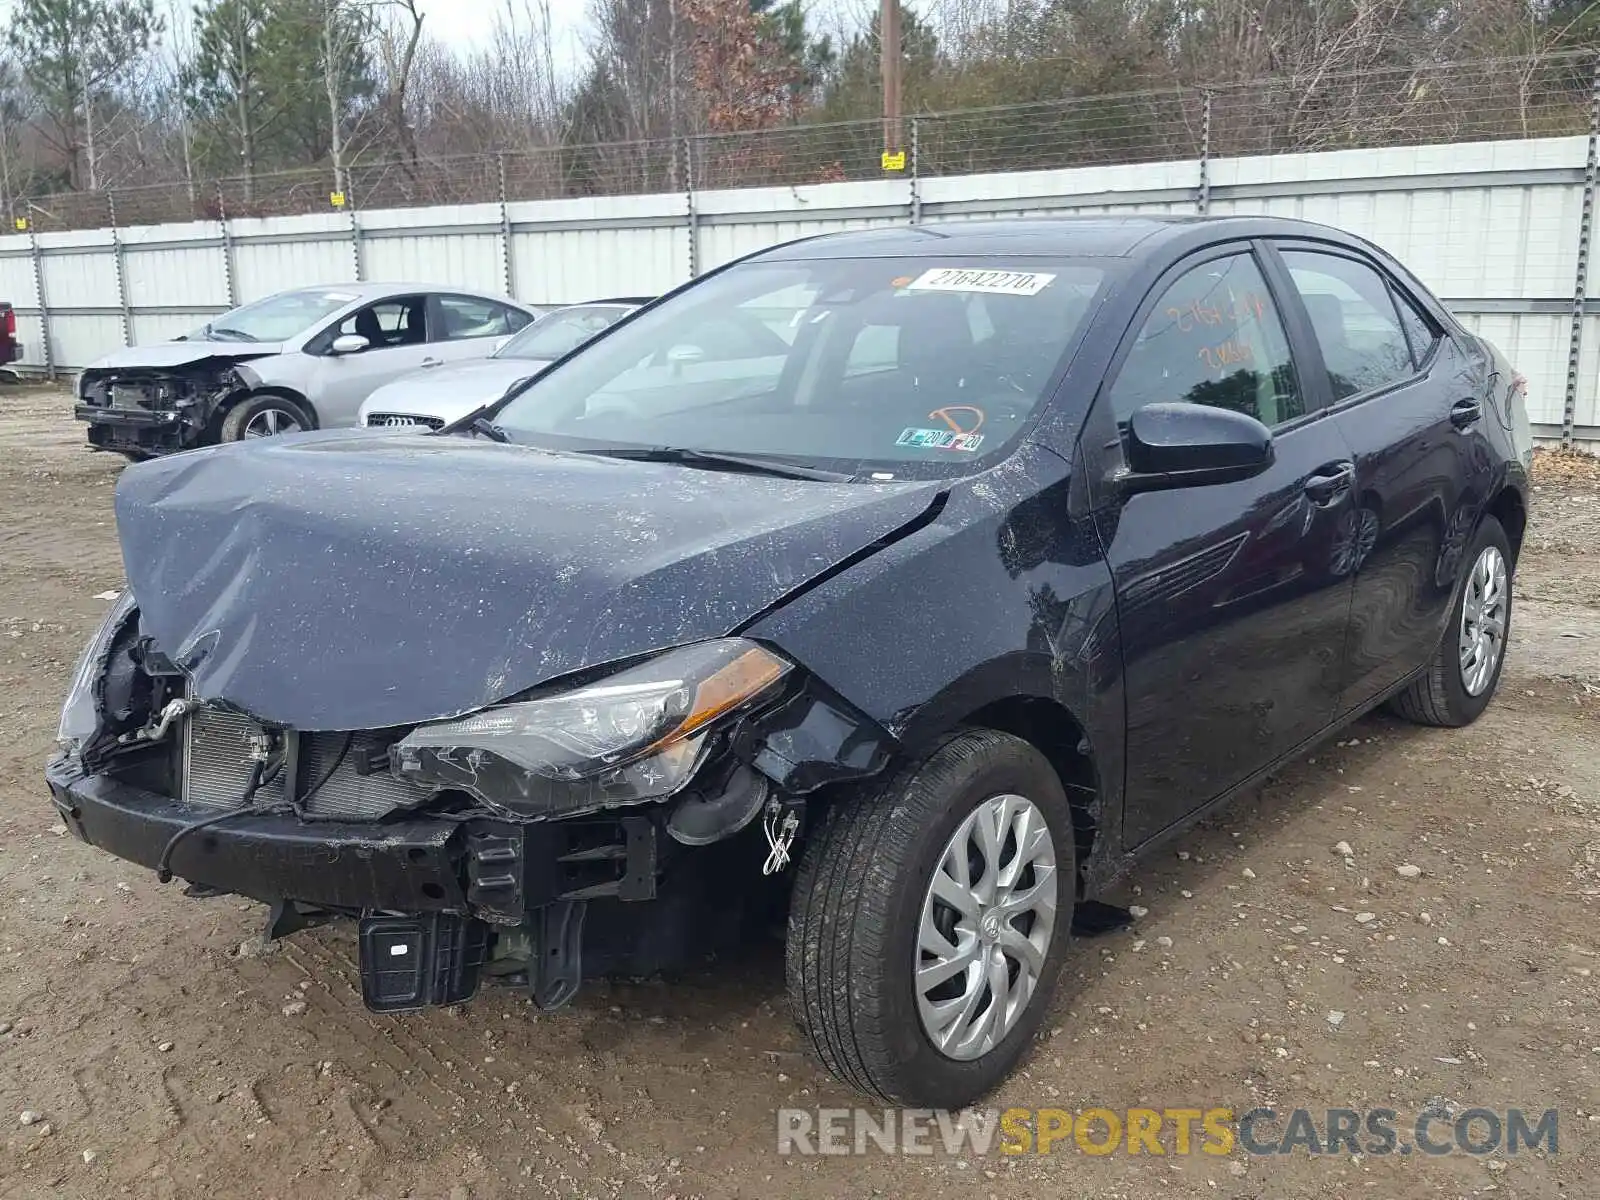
156, 758, 268, 884
762, 801, 800, 876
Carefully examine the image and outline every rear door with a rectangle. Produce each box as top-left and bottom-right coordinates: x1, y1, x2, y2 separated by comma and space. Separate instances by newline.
306, 295, 433, 426
1264, 242, 1497, 713
1082, 244, 1359, 845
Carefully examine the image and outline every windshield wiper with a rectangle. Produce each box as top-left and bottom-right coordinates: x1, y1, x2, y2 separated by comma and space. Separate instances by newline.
434, 375, 541, 440
467, 416, 509, 443
578, 445, 852, 482
207, 326, 258, 342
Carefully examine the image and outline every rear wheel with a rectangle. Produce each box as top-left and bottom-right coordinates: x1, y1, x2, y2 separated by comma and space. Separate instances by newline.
221, 394, 311, 442
786, 729, 1075, 1106
1389, 514, 1512, 727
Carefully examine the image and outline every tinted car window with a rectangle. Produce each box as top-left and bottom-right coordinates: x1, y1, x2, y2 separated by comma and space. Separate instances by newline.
1392, 286, 1440, 366
336, 298, 427, 348
491, 257, 1108, 479
1282, 250, 1416, 399
1108, 252, 1303, 427
437, 295, 525, 340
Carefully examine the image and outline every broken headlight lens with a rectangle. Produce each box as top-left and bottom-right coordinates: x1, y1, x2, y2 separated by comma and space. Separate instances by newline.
57, 588, 137, 754
392, 638, 791, 818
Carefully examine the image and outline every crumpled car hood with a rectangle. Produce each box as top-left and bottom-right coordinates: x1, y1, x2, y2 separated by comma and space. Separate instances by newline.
114, 430, 942, 730
84, 341, 283, 371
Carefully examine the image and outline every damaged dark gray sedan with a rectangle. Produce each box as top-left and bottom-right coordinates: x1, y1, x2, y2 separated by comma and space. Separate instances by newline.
48, 217, 1532, 1107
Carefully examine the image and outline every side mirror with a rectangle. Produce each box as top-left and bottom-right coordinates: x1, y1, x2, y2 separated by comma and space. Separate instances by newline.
330, 333, 369, 356
1123, 402, 1274, 492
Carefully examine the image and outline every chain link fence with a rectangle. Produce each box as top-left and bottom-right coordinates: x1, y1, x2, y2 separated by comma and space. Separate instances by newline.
7, 51, 1598, 233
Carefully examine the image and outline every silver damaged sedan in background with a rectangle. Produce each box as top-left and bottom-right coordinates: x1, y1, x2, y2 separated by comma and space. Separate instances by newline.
74, 283, 540, 458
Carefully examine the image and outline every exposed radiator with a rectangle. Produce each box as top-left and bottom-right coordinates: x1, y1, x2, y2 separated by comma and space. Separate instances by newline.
181, 705, 288, 809
181, 705, 435, 820
297, 730, 434, 819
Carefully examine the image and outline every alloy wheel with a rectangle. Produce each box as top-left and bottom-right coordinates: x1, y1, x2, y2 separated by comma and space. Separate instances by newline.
915, 792, 1058, 1061
244, 407, 303, 438
1458, 543, 1508, 696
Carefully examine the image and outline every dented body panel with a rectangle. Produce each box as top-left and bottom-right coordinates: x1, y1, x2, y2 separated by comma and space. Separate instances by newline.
77, 353, 267, 454
114, 428, 945, 730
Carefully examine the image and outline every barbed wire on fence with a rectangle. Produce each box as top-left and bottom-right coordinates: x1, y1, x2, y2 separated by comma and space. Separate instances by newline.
7, 51, 1599, 234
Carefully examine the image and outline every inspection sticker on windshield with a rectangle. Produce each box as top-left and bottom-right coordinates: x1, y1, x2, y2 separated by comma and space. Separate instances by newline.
897, 427, 985, 452
902, 268, 1056, 296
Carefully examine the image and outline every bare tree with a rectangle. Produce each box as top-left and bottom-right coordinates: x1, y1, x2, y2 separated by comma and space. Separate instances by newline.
376, 0, 424, 164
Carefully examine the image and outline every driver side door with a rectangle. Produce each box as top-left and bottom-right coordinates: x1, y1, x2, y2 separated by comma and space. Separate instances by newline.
306, 295, 434, 427
1082, 244, 1359, 845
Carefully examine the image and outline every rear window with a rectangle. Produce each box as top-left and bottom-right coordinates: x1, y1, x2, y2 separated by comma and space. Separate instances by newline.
498, 306, 629, 360
492, 257, 1109, 478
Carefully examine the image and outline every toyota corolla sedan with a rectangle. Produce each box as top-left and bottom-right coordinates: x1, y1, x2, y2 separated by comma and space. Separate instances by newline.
48, 217, 1532, 1108
358, 299, 648, 430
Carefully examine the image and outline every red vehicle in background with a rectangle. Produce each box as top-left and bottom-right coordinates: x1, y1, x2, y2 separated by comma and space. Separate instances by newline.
0, 303, 20, 372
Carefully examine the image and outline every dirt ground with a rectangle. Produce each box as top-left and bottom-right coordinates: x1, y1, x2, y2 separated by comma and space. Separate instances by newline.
0, 386, 1596, 1200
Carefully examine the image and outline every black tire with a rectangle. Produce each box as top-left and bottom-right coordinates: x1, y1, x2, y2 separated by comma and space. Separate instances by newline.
786, 729, 1076, 1107
1388, 514, 1512, 727
220, 393, 312, 442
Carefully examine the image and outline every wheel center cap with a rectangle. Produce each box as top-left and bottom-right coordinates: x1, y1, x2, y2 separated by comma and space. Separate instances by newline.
980, 912, 1002, 941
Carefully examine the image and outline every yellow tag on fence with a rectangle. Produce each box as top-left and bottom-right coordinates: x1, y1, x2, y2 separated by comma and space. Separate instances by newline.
330, 191, 346, 208
881, 151, 906, 172
13, 217, 27, 231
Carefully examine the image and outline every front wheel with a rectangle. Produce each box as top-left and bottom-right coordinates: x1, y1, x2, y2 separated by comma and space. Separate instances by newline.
220, 394, 311, 442
1389, 514, 1512, 727
786, 729, 1076, 1106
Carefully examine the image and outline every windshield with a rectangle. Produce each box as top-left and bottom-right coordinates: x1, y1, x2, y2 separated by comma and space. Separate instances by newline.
192, 288, 359, 343
491, 257, 1108, 478
497, 305, 630, 361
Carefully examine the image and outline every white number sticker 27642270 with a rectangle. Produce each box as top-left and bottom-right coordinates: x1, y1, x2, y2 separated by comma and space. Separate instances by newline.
902, 268, 1057, 297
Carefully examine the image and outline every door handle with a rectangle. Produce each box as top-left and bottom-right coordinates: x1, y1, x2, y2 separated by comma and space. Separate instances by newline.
421, 356, 443, 368
1303, 462, 1355, 506
1450, 398, 1482, 429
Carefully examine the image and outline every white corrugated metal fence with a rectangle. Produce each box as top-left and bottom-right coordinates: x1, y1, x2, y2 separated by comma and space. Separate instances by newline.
1, 135, 1595, 443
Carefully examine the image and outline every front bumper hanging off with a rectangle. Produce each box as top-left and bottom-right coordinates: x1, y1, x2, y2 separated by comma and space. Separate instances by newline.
47, 760, 469, 912
46, 756, 666, 1012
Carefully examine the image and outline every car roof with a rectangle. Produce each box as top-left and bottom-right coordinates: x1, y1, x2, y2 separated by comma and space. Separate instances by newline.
752, 216, 1371, 262
275, 282, 535, 309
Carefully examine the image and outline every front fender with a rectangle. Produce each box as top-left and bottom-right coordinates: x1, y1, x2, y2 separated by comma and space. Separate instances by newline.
236, 358, 319, 426
743, 442, 1124, 818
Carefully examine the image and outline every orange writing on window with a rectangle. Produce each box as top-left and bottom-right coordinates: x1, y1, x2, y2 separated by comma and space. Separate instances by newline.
1166, 291, 1269, 335
1198, 339, 1256, 371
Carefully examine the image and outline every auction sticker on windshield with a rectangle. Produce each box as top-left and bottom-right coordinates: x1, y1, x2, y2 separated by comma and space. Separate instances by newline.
904, 268, 1057, 296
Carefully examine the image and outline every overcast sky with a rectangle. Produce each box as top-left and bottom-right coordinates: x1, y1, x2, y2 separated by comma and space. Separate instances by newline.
410, 0, 588, 66
0, 0, 595, 73
0, 0, 887, 79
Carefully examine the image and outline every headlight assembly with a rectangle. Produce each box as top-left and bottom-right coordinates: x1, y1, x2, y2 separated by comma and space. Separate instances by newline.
392, 638, 792, 819
57, 588, 138, 755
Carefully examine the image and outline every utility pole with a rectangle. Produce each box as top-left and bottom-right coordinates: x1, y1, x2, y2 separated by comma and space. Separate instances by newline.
880, 0, 903, 165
